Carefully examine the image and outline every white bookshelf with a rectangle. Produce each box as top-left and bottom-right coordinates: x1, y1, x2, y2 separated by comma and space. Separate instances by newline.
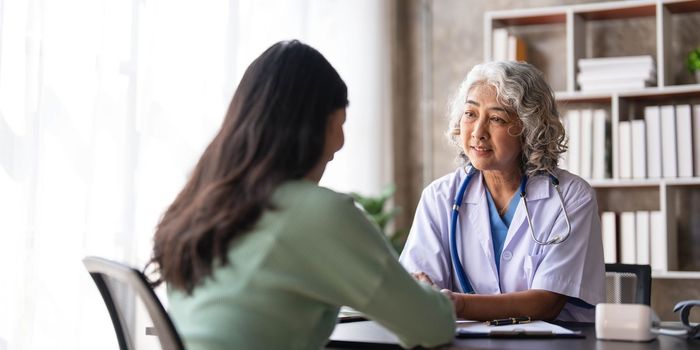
485, 0, 700, 91
485, 0, 700, 279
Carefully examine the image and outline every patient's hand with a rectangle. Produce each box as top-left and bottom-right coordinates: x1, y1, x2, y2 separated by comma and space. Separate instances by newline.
440, 289, 457, 302
411, 271, 436, 288
440, 289, 465, 315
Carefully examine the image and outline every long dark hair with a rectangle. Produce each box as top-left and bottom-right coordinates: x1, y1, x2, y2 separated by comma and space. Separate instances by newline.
149, 40, 348, 293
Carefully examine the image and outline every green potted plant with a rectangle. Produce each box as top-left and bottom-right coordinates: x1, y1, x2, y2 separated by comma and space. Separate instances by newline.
350, 184, 408, 254
687, 47, 700, 83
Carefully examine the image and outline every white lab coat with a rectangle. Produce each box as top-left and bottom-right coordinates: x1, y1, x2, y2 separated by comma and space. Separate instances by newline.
399, 167, 605, 322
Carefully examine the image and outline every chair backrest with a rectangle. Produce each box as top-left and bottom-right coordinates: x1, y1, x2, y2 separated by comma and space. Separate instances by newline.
604, 263, 652, 305
83, 256, 185, 350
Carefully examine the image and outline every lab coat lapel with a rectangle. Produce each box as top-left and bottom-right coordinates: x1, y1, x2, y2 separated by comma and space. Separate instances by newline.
463, 172, 500, 289
503, 175, 552, 251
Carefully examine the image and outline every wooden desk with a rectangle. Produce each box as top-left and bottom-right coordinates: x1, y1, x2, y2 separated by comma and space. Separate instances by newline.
326, 320, 700, 349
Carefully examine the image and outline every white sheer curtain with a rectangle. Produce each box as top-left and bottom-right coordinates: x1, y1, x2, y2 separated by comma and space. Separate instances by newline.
0, 0, 392, 349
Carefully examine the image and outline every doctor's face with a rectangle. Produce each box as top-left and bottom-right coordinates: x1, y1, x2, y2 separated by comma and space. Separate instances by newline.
460, 84, 522, 174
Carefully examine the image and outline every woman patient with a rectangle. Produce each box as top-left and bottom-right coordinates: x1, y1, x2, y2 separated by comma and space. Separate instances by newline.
148, 40, 455, 350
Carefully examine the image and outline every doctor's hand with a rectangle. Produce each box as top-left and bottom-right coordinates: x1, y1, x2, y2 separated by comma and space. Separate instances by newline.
411, 272, 437, 289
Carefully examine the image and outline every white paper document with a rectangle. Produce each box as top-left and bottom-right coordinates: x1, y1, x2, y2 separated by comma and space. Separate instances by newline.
456, 320, 576, 335
329, 320, 400, 345
329, 319, 581, 346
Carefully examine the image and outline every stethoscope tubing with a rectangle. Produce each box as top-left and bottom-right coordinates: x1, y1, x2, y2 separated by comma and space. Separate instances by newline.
449, 170, 477, 294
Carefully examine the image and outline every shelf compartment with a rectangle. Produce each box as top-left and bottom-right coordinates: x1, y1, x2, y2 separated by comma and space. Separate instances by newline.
616, 90, 700, 184
651, 278, 700, 322
485, 9, 568, 91
662, 1, 700, 85
594, 186, 660, 212
572, 14, 658, 91
617, 89, 700, 140
665, 184, 700, 271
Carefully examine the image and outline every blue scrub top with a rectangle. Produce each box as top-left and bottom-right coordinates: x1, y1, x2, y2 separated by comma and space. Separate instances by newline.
485, 188, 520, 273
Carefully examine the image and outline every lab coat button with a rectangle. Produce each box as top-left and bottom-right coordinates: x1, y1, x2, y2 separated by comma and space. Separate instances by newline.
502, 250, 513, 260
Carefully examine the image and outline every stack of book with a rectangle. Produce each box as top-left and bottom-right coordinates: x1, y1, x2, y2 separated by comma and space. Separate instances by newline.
600, 211, 671, 271
577, 55, 656, 92
560, 108, 611, 179
562, 104, 700, 179
618, 104, 700, 179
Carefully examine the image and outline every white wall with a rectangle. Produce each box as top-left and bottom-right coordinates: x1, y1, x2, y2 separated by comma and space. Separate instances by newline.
231, 0, 394, 196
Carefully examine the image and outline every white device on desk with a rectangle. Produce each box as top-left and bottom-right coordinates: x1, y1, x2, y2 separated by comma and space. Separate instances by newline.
595, 303, 657, 341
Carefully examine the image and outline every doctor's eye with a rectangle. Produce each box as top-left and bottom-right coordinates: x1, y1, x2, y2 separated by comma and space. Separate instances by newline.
489, 116, 508, 124
462, 111, 476, 120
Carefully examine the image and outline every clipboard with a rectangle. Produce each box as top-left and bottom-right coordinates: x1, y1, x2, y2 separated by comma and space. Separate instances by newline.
327, 319, 585, 349
455, 320, 585, 339
456, 328, 585, 338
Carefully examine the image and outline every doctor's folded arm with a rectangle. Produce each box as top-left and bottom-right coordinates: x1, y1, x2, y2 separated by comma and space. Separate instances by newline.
399, 61, 606, 322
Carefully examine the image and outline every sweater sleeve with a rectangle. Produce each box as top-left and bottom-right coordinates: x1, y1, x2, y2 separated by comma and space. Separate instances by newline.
281, 187, 456, 348
360, 253, 457, 348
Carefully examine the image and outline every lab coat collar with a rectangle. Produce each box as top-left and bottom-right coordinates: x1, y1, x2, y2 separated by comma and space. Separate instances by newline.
463, 171, 484, 205
521, 173, 552, 201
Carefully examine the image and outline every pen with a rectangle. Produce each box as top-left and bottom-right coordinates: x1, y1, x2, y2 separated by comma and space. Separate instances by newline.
486, 316, 531, 326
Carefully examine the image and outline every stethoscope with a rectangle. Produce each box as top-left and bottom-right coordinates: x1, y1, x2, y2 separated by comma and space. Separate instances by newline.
449, 166, 572, 294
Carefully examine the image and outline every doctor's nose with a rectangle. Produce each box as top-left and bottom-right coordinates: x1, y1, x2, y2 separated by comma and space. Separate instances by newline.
471, 120, 489, 140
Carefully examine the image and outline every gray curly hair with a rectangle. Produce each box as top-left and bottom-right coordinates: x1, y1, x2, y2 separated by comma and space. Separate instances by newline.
446, 61, 566, 176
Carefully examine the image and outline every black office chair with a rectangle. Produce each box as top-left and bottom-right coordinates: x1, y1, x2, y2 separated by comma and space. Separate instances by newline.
604, 263, 652, 305
83, 256, 185, 350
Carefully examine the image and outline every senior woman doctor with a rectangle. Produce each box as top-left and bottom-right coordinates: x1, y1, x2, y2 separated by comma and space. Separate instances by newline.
400, 61, 605, 322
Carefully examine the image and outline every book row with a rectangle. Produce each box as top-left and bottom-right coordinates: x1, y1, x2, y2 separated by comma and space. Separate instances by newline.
620, 104, 700, 179
601, 211, 668, 271
561, 104, 700, 180
560, 109, 610, 179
